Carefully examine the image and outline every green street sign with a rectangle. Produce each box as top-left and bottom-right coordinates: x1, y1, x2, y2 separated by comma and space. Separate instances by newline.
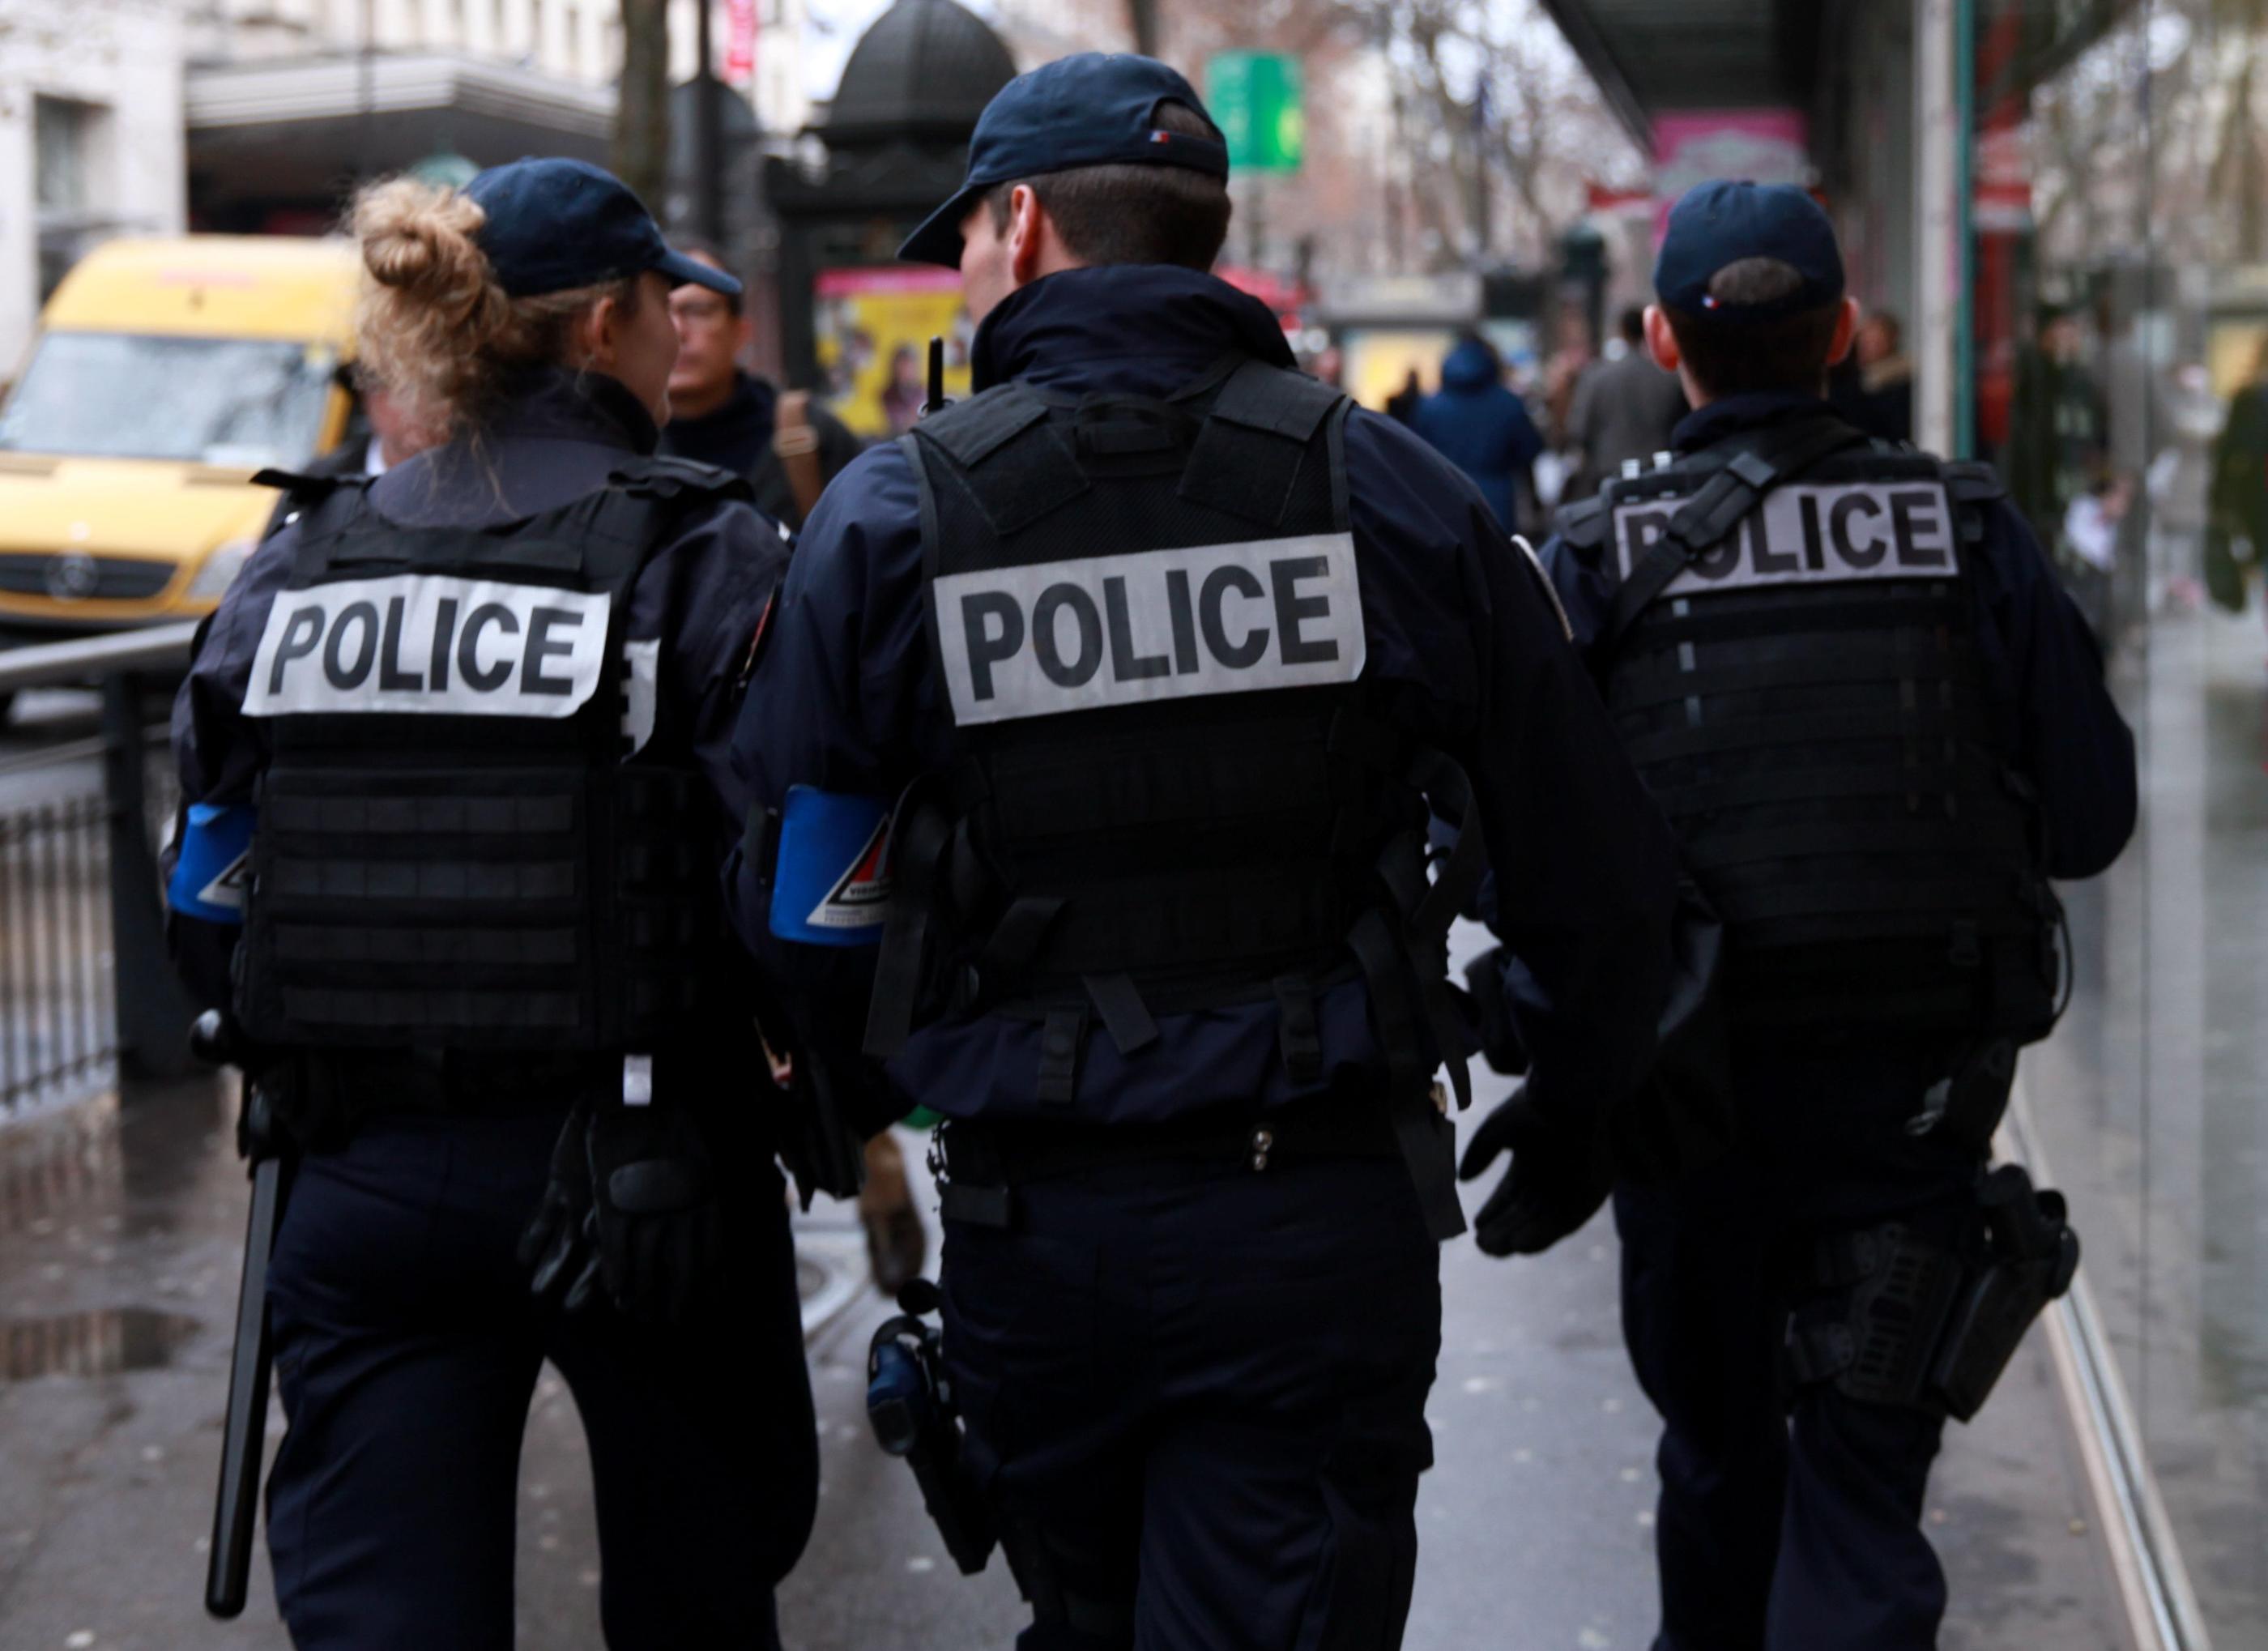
1207, 51, 1304, 175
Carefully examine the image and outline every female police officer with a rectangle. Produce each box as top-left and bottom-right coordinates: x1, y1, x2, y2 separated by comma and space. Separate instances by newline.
168, 158, 816, 1649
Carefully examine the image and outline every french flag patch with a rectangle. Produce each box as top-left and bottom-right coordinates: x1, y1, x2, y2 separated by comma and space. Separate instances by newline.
1150, 130, 1173, 145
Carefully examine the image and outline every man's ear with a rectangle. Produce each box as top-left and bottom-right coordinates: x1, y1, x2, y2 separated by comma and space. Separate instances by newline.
1643, 304, 1680, 375
1007, 184, 1048, 287
1826, 296, 1861, 369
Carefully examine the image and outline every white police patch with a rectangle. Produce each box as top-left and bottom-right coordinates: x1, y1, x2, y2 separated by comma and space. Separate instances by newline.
933, 531, 1366, 727
1613, 480, 1956, 597
242, 574, 611, 719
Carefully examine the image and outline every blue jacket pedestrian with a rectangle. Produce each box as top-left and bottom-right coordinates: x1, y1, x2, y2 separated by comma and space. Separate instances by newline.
1411, 333, 1545, 534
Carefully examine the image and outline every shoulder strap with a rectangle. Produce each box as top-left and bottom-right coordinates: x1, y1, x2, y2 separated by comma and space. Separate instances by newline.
254, 465, 359, 499
1552, 493, 1609, 555
258, 466, 369, 545
1937, 457, 2008, 561
608, 452, 756, 505
1600, 416, 1870, 652
914, 382, 1049, 466
1941, 459, 2006, 504
575, 457, 755, 595
906, 382, 1090, 538
1179, 358, 1349, 530
279, 479, 383, 582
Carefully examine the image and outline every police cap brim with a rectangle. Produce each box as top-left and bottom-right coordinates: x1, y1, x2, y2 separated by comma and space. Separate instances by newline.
654, 247, 743, 297
898, 183, 986, 270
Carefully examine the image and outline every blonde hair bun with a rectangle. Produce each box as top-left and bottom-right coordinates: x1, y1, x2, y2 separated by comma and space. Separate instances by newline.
350, 173, 630, 437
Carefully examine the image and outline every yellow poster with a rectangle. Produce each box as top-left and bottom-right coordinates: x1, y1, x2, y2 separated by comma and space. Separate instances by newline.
814, 267, 975, 438
1340, 327, 1458, 413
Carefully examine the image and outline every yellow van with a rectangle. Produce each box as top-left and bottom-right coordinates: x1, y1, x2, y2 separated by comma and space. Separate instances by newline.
0, 236, 358, 652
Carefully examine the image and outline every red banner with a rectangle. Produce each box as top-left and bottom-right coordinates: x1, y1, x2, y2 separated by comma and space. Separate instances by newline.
725, 0, 757, 87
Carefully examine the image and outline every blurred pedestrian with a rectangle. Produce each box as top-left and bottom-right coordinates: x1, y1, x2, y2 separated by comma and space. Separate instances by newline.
2008, 304, 2111, 625
1541, 309, 1597, 449
2100, 302, 2176, 631
1564, 305, 1688, 498
1412, 331, 1545, 534
660, 242, 862, 532
2206, 334, 2268, 615
1850, 309, 1915, 443
880, 343, 927, 432
1384, 364, 1425, 424
168, 159, 827, 1649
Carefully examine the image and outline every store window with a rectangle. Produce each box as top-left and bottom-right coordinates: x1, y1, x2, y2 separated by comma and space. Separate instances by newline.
32, 96, 103, 302
1971, 1, 2268, 1638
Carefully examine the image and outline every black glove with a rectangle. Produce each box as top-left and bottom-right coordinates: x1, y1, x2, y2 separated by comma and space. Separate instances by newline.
1460, 946, 1531, 1077
520, 1099, 724, 1324
1456, 1086, 1613, 1257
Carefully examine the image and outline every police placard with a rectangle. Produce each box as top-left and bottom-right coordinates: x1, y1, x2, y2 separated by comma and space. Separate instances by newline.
1613, 481, 1956, 597
932, 531, 1366, 727
242, 574, 611, 719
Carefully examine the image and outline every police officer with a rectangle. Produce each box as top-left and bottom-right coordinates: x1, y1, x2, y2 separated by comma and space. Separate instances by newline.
728, 54, 1681, 1649
168, 159, 817, 1649
1532, 182, 2138, 1649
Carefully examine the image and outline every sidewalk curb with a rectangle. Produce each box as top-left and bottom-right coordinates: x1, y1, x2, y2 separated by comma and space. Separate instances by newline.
2002, 1078, 2214, 1651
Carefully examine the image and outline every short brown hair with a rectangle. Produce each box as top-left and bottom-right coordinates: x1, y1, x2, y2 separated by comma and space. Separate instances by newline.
1662, 258, 1841, 399
985, 100, 1232, 271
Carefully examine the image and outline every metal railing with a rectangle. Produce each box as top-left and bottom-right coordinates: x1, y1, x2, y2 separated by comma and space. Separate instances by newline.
0, 796, 113, 1113
1, 625, 200, 1120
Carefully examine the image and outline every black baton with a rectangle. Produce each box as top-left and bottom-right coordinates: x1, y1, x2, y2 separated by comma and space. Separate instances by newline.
192, 1009, 290, 1619
207, 1141, 283, 1618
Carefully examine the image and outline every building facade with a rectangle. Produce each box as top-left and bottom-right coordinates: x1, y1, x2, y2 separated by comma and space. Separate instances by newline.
0, 0, 188, 373
185, 0, 811, 132
180, 0, 810, 238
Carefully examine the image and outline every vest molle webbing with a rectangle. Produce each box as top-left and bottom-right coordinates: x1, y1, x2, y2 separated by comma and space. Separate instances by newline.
872, 356, 1483, 1239
1571, 420, 2061, 1043
235, 458, 745, 1054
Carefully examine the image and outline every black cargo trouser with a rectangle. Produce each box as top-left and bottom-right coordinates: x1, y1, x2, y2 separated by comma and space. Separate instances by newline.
941, 1150, 1443, 1651
263, 1099, 817, 1650
1614, 1043, 1985, 1651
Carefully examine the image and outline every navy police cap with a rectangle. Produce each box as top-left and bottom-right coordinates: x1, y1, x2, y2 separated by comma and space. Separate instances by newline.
1653, 181, 1844, 322
899, 53, 1229, 269
463, 157, 740, 300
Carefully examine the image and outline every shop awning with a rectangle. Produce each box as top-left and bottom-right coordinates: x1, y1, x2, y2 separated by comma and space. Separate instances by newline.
1535, 0, 1828, 148
187, 53, 612, 227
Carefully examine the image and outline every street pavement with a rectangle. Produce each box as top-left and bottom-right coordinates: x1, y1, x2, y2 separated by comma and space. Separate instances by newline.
0, 965, 2133, 1651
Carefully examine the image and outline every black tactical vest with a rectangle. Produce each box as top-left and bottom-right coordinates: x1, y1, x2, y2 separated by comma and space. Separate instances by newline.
233, 456, 746, 1055
1557, 416, 2061, 1044
867, 357, 1483, 1150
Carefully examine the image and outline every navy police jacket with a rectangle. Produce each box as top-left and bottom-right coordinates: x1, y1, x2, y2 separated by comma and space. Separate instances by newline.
175, 368, 785, 828
727, 264, 1682, 1129
1537, 392, 2136, 885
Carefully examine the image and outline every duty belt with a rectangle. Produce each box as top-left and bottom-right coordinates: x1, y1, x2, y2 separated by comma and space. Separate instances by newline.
931, 1092, 1405, 1229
